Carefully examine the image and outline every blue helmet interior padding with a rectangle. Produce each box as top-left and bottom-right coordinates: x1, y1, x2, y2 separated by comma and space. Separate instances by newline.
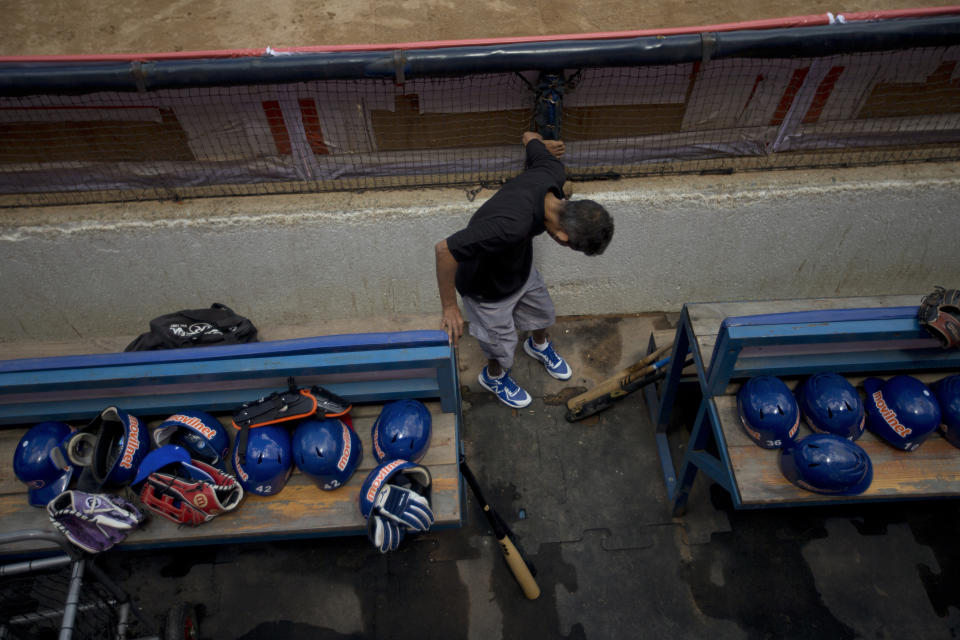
779, 433, 873, 495
66, 406, 149, 491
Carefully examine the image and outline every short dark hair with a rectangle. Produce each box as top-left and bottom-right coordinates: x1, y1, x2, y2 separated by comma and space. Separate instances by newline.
558, 199, 614, 256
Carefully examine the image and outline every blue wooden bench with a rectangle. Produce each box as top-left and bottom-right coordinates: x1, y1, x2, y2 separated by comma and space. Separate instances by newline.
0, 330, 463, 551
649, 295, 960, 516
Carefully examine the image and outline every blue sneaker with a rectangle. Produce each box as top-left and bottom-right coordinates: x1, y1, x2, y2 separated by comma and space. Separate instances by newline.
478, 367, 532, 409
523, 337, 572, 380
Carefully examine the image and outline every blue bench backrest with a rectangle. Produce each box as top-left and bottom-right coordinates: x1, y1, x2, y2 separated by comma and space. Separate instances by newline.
0, 330, 458, 425
706, 307, 960, 395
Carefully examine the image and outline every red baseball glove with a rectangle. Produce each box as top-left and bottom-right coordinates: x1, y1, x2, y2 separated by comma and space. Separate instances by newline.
139, 459, 243, 526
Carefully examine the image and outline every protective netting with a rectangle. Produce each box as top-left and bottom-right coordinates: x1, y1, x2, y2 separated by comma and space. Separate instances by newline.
2, 45, 960, 207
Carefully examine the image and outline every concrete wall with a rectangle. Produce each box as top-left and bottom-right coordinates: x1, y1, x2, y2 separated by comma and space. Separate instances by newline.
2, 162, 959, 342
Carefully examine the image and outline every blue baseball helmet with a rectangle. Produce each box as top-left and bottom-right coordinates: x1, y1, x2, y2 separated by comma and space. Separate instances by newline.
863, 375, 940, 451
65, 407, 149, 491
231, 424, 292, 496
13, 421, 77, 507
153, 410, 230, 470
358, 459, 432, 519
292, 418, 363, 491
132, 444, 192, 489
737, 376, 800, 449
934, 374, 960, 449
779, 433, 873, 495
371, 399, 432, 463
797, 373, 865, 440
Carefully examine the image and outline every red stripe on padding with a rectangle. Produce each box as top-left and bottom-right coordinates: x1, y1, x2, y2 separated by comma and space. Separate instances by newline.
770, 67, 809, 126
262, 100, 291, 155
803, 66, 845, 124
299, 99, 330, 155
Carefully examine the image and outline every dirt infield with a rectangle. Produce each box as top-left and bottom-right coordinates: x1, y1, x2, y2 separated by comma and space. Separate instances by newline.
4, 0, 946, 57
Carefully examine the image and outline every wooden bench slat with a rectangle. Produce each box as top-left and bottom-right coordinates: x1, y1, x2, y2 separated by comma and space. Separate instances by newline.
0, 464, 462, 548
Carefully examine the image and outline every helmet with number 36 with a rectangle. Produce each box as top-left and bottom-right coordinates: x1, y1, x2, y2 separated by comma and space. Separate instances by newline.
737, 376, 800, 449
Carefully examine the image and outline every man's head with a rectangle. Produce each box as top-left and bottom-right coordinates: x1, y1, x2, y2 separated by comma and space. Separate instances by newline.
555, 199, 614, 256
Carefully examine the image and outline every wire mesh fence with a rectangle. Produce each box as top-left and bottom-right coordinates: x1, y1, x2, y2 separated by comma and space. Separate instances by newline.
1, 43, 959, 207
0, 564, 120, 639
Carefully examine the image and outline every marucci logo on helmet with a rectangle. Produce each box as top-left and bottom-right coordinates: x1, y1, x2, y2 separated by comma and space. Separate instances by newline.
871, 391, 912, 438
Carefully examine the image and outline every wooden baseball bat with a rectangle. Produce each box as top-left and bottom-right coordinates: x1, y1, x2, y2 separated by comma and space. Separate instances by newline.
459, 459, 541, 600
566, 342, 674, 415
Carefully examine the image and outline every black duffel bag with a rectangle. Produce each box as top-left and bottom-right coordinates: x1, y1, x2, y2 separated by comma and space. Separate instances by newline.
124, 303, 258, 351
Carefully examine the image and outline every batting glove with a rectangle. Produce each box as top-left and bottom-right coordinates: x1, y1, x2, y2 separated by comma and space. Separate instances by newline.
373, 484, 434, 532
367, 513, 404, 553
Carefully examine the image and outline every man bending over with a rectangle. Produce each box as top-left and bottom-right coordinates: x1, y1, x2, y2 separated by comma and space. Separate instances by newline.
435, 131, 614, 408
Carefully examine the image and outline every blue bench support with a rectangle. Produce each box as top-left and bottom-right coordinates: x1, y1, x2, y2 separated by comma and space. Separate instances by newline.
652, 296, 960, 516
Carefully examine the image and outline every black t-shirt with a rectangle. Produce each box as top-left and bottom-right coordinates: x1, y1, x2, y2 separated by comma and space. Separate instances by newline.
445, 140, 565, 301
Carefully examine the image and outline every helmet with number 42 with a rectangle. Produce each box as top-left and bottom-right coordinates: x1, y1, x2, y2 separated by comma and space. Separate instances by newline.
231, 424, 293, 496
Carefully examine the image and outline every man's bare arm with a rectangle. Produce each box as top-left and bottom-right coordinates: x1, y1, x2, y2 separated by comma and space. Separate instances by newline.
522, 131, 565, 158
435, 239, 464, 346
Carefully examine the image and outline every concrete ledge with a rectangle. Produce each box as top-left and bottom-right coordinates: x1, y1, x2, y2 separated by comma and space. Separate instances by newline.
2, 162, 959, 341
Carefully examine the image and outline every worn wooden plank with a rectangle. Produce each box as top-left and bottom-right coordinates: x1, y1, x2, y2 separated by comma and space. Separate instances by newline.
713, 394, 960, 505
0, 402, 460, 550
0, 463, 461, 549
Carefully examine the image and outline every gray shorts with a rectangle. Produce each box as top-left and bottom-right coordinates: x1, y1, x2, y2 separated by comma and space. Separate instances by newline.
461, 267, 556, 370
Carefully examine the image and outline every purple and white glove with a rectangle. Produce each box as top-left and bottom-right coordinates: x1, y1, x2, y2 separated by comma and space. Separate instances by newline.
47, 490, 144, 554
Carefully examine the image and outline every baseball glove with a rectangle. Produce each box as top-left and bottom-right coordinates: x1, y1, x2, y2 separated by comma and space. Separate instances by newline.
918, 286, 960, 348
139, 459, 244, 526
47, 490, 144, 554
